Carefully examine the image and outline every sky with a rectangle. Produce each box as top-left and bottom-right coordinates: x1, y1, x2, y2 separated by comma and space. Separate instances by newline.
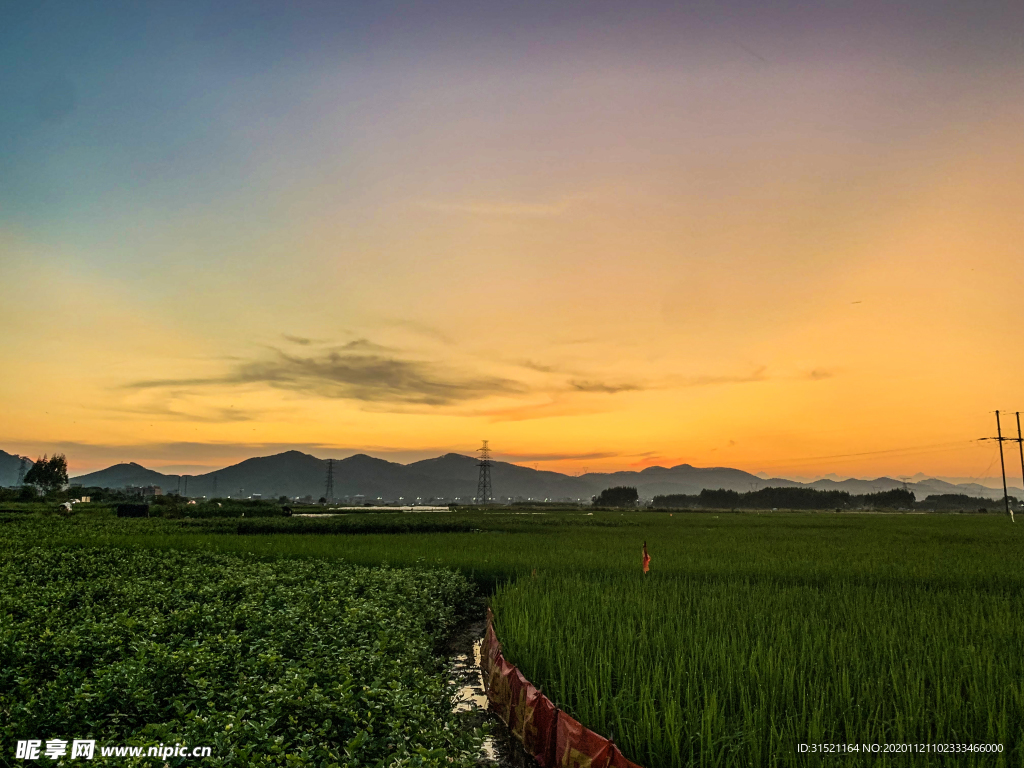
1, 0, 1022, 479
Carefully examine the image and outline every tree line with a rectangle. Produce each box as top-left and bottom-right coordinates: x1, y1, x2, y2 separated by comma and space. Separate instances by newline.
649, 486, 1012, 511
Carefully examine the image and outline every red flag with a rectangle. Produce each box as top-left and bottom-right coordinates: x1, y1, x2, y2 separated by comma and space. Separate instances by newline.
642, 541, 650, 574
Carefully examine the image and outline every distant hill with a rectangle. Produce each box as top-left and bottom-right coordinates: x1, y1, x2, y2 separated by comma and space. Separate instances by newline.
71, 462, 176, 490
0, 449, 32, 487
54, 449, 1024, 502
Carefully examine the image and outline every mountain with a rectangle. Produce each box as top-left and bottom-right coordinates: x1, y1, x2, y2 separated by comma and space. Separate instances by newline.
71, 462, 175, 490
0, 449, 32, 487
58, 449, 1024, 502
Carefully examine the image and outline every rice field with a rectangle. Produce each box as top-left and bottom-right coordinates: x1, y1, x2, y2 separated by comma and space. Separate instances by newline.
493, 573, 1023, 766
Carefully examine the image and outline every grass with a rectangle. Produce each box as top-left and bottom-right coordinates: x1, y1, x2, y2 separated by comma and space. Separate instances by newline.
4, 509, 1023, 766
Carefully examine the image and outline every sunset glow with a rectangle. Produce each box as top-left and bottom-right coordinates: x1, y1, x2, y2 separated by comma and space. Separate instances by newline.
2, 1, 1021, 479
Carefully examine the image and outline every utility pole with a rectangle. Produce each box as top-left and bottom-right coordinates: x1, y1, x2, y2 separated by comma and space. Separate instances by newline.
1016, 412, 1024, 520
476, 441, 493, 505
997, 412, 1012, 522
982, 411, 1014, 522
183, 475, 189, 497
325, 459, 335, 504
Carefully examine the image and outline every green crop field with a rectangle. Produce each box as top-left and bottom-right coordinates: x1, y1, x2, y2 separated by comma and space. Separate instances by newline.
0, 528, 482, 767
3, 508, 1023, 766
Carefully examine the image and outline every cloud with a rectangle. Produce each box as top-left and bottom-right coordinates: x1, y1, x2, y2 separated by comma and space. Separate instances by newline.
806, 368, 834, 380
520, 359, 560, 373
569, 379, 643, 394
500, 451, 624, 463
85, 400, 258, 423
127, 348, 526, 407
337, 338, 394, 353
672, 367, 770, 387
283, 334, 314, 345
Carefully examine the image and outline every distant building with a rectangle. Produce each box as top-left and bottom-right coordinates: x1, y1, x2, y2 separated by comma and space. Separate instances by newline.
125, 485, 163, 498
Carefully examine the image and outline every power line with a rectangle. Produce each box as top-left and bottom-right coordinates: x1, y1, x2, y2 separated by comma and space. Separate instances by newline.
753, 440, 978, 470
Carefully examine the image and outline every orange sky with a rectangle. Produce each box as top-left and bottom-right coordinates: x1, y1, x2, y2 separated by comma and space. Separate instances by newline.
2, 2, 1022, 479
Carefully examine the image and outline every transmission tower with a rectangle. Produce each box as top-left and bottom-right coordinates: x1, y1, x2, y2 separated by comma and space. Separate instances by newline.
16, 457, 28, 486
325, 459, 335, 503
476, 441, 493, 505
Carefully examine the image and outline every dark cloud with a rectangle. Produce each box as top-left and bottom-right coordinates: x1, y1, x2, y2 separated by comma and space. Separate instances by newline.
570, 380, 643, 394
128, 349, 525, 406
283, 334, 314, 345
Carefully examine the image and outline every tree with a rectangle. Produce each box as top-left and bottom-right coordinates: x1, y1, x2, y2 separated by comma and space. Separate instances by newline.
857, 488, 916, 509
593, 486, 639, 507
23, 454, 69, 496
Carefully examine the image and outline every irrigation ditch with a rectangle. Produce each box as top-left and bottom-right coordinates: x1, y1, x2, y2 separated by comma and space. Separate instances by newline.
446, 603, 544, 767
453, 608, 643, 768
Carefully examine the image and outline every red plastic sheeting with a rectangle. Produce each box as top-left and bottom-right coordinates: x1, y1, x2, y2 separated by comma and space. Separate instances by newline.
556, 713, 613, 768
609, 745, 645, 768
486, 655, 515, 723
481, 621, 501, 686
508, 669, 558, 765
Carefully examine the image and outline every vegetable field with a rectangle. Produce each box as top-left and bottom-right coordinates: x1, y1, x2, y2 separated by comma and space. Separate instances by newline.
0, 541, 481, 767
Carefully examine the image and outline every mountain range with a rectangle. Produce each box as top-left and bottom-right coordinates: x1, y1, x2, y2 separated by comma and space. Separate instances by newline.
12, 448, 1013, 502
